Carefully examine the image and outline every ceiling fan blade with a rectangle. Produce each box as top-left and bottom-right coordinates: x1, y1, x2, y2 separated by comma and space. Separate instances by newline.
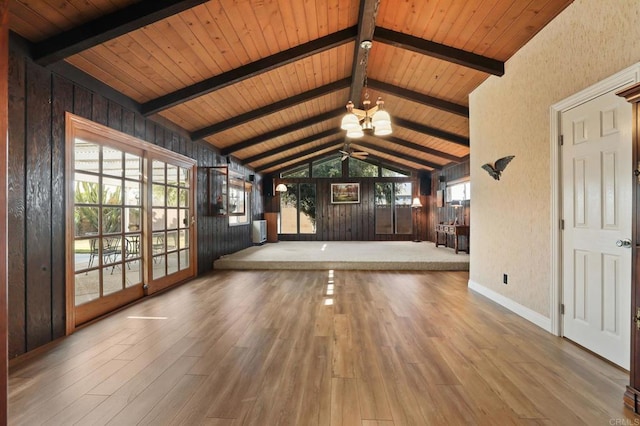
341, 155, 349, 161
339, 150, 349, 155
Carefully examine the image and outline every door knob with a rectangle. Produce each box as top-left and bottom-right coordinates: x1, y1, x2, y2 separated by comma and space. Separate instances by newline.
616, 238, 632, 248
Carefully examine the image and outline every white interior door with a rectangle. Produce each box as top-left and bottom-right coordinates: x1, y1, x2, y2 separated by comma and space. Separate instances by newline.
561, 90, 631, 369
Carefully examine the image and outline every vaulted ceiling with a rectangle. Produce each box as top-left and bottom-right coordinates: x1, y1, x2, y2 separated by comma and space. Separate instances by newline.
9, 0, 573, 176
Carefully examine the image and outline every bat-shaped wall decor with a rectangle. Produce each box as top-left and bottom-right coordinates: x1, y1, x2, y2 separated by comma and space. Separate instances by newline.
482, 155, 515, 180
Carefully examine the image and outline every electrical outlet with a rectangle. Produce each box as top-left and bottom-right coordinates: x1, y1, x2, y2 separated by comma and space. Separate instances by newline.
503, 274, 508, 284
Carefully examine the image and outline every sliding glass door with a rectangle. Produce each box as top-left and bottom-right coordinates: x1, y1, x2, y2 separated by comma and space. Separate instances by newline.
66, 114, 196, 332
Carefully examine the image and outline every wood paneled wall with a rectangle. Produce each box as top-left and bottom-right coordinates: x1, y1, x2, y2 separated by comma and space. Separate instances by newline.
1, 2, 9, 422
427, 159, 471, 242
7, 45, 257, 358
275, 177, 422, 241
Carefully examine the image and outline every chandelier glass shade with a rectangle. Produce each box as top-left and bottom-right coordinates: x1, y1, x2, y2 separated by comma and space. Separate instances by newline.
340, 97, 392, 138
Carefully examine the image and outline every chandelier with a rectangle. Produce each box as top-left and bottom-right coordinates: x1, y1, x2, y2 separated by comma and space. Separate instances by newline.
340, 40, 392, 138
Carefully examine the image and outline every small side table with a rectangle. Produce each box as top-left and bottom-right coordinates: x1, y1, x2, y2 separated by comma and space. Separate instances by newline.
435, 224, 470, 254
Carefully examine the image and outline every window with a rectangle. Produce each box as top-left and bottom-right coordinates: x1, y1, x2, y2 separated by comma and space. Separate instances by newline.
348, 158, 378, 177
279, 183, 316, 234
381, 166, 410, 177
312, 156, 342, 177
375, 182, 413, 235
229, 181, 251, 225
281, 165, 309, 178
446, 178, 470, 201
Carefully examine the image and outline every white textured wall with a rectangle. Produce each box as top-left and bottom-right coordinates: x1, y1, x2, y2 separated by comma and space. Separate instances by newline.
470, 0, 640, 317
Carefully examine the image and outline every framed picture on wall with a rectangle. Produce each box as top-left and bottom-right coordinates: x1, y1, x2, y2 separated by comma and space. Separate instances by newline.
331, 183, 360, 204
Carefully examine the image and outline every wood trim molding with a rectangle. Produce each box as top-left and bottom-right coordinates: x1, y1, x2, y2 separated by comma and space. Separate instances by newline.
625, 386, 639, 413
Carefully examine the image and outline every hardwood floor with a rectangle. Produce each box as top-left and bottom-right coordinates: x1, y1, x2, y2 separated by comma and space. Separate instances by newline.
7, 270, 638, 425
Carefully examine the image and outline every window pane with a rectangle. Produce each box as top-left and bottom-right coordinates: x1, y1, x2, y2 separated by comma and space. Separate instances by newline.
375, 183, 393, 234
152, 160, 165, 183
381, 167, 409, 177
124, 234, 141, 260
153, 232, 165, 254
124, 181, 141, 206
102, 207, 122, 234
102, 177, 122, 205
74, 174, 99, 204
152, 184, 165, 206
124, 153, 141, 180
152, 256, 166, 279
395, 183, 412, 234
312, 156, 342, 177
179, 230, 189, 249
280, 184, 297, 233
167, 252, 179, 275
125, 261, 141, 287
102, 147, 123, 177
152, 208, 165, 231
375, 205, 393, 234
179, 249, 190, 270
103, 267, 123, 296
179, 208, 189, 229
299, 184, 316, 234
166, 231, 178, 252
167, 186, 178, 207
349, 158, 378, 177
395, 205, 412, 234
74, 140, 100, 173
167, 208, 179, 230
179, 167, 189, 187
75, 270, 99, 306
74, 239, 93, 271
167, 164, 178, 185
179, 188, 189, 207
281, 165, 309, 178
375, 183, 392, 205
75, 206, 99, 237
126, 208, 141, 232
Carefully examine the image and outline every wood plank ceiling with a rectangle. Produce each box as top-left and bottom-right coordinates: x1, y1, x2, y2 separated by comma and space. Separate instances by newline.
9, 0, 574, 175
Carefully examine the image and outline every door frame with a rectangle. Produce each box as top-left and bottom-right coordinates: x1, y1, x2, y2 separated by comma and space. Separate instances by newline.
550, 63, 640, 336
65, 113, 198, 334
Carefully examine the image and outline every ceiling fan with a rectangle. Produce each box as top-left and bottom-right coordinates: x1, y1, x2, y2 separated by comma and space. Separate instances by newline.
339, 143, 369, 162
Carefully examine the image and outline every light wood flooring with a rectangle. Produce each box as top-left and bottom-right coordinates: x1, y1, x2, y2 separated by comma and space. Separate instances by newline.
8, 270, 639, 425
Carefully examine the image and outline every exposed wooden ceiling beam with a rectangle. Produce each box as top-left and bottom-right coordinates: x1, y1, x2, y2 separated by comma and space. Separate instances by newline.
254, 140, 344, 172
374, 27, 504, 76
32, 0, 208, 66
367, 79, 469, 117
142, 26, 358, 115
393, 117, 469, 147
354, 141, 443, 170
348, 0, 379, 107
192, 78, 351, 141
242, 129, 343, 165
380, 135, 464, 163
220, 109, 344, 156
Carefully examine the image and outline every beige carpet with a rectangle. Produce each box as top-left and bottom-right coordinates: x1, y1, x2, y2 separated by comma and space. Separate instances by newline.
213, 241, 469, 271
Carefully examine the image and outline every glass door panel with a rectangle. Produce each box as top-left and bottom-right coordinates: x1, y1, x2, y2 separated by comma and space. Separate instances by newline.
72, 138, 144, 324
146, 157, 194, 292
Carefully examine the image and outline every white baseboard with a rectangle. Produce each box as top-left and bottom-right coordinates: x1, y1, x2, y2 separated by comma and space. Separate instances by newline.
468, 279, 552, 333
